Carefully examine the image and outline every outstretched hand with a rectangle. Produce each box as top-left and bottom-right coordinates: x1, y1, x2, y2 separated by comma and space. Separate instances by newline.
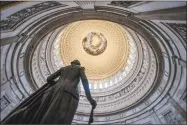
91, 99, 97, 109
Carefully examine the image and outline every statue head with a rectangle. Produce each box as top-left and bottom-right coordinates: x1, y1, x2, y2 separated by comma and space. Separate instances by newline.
71, 60, 81, 66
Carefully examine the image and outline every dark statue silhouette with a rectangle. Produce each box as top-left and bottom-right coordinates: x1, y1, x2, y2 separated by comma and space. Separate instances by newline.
1, 60, 97, 124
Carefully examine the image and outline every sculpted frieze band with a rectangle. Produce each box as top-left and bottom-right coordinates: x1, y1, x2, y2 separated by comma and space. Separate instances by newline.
0, 2, 65, 30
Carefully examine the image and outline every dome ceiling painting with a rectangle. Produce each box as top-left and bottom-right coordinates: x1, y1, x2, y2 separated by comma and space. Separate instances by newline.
1, 1, 186, 124
60, 20, 130, 80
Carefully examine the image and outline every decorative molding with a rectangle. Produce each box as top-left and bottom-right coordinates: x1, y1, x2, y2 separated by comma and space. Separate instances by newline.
164, 110, 182, 124
167, 23, 187, 42
109, 1, 141, 8
75, 1, 95, 10
0, 1, 66, 31
0, 95, 11, 112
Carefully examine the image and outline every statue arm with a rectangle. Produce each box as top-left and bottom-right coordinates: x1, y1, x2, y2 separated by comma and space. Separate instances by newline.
47, 68, 62, 83
80, 67, 93, 103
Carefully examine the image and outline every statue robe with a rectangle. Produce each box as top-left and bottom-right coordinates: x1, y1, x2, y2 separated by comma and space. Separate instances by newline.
1, 65, 93, 124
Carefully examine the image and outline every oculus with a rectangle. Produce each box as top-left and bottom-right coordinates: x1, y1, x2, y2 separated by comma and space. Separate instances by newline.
82, 32, 107, 56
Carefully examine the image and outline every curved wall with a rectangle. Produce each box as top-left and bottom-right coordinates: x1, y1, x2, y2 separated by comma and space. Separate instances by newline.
0, 2, 186, 124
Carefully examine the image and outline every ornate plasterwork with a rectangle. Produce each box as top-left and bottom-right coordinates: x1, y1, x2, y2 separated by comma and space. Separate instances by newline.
164, 110, 182, 124
0, 95, 11, 112
82, 32, 107, 56
60, 20, 130, 80
32, 42, 46, 87
167, 23, 187, 42
109, 1, 141, 8
0, 1, 65, 30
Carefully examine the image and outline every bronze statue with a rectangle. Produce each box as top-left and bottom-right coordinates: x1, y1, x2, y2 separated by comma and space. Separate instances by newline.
1, 60, 97, 124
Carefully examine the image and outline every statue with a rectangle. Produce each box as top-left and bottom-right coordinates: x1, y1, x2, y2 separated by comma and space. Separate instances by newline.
1, 60, 97, 124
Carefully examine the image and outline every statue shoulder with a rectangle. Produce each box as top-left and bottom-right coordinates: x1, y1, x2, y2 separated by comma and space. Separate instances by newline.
63, 65, 71, 69
78, 66, 85, 73
80, 66, 85, 70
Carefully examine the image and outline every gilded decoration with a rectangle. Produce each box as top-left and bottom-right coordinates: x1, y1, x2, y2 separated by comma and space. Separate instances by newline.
60, 20, 130, 80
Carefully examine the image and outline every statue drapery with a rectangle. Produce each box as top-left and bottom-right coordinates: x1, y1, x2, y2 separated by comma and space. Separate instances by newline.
1, 64, 96, 124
